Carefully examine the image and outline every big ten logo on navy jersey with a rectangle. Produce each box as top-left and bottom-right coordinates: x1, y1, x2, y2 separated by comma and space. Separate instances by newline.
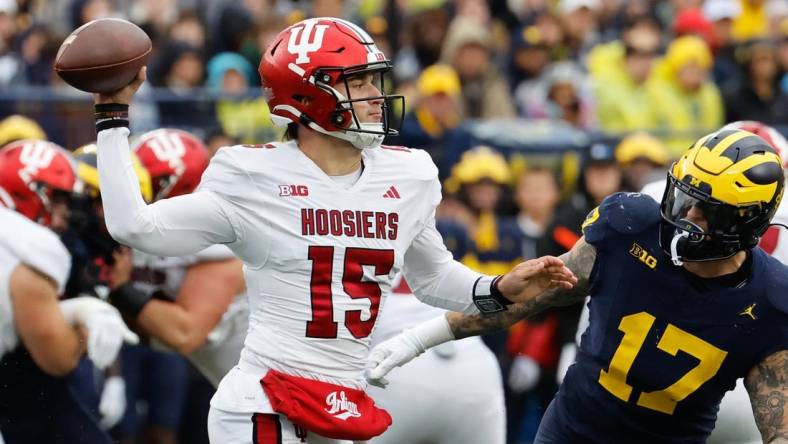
629, 243, 657, 269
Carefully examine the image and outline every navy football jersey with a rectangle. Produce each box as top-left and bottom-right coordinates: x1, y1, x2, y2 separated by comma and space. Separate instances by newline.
541, 192, 788, 444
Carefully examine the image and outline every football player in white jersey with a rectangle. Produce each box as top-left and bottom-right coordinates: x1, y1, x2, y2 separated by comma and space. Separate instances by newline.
0, 140, 137, 443
93, 17, 576, 444
639, 121, 788, 444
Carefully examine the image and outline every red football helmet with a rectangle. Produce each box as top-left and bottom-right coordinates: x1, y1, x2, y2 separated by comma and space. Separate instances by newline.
133, 129, 209, 200
0, 140, 76, 224
723, 121, 788, 168
260, 17, 403, 149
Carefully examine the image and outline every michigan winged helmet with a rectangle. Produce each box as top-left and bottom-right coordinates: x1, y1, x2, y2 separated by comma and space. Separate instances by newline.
660, 129, 784, 265
660, 129, 784, 264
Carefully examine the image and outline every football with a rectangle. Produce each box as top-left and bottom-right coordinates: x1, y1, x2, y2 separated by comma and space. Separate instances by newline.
54, 18, 151, 93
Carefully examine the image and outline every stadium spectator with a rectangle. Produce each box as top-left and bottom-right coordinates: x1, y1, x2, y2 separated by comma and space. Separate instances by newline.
649, 35, 723, 155
69, 0, 112, 29
539, 142, 622, 257
0, 0, 21, 86
149, 41, 212, 130
441, 16, 516, 119
510, 25, 552, 114
514, 166, 561, 261
445, 146, 521, 276
167, 10, 207, 52
15, 24, 58, 85
207, 51, 279, 144
589, 17, 662, 134
703, 0, 743, 85
387, 64, 462, 164
521, 61, 595, 130
557, 0, 602, 61
393, 2, 451, 82
724, 39, 788, 125
614, 131, 670, 191
207, 2, 255, 56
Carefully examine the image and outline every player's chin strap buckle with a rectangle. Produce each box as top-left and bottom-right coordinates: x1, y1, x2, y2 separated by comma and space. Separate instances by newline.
670, 231, 690, 266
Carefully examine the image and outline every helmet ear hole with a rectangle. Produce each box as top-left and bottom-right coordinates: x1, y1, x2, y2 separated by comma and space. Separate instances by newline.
331, 112, 346, 126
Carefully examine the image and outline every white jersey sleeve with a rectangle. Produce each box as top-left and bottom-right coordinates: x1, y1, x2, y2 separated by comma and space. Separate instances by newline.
97, 127, 239, 256
0, 207, 71, 358
0, 207, 70, 293
402, 171, 481, 315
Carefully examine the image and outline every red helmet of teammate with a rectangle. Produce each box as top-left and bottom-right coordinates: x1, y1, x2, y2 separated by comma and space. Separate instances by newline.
0, 140, 76, 224
723, 121, 788, 168
133, 129, 209, 200
260, 17, 403, 149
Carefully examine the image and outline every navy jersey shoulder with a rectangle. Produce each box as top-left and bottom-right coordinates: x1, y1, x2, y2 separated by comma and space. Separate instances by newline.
581, 192, 661, 248
544, 199, 788, 443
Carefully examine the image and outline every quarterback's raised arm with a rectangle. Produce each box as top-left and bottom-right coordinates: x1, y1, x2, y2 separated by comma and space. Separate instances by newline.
447, 237, 595, 339
95, 68, 236, 256
745, 350, 788, 443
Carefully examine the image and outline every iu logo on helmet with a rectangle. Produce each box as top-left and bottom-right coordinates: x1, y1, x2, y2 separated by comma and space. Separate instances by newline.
18, 142, 56, 184
288, 19, 329, 65
147, 132, 186, 176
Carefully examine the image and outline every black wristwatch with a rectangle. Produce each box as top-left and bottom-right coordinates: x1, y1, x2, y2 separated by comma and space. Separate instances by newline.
472, 275, 513, 314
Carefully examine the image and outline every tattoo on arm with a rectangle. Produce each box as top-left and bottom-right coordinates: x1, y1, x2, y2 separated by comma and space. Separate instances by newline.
447, 237, 597, 339
745, 350, 788, 444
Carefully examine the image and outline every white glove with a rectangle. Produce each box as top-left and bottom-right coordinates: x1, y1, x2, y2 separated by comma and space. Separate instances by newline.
366, 315, 454, 388
98, 376, 126, 430
508, 355, 541, 393
556, 343, 578, 385
59, 297, 139, 369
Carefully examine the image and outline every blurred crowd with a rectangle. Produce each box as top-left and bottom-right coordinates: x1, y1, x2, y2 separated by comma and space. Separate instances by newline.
0, 0, 786, 443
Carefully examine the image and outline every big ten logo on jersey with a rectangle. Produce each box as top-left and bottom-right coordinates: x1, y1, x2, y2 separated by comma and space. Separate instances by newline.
279, 184, 309, 197
288, 19, 329, 66
147, 132, 186, 175
630, 243, 657, 269
18, 141, 56, 183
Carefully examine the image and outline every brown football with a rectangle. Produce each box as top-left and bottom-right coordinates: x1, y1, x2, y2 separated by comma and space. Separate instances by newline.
55, 18, 151, 93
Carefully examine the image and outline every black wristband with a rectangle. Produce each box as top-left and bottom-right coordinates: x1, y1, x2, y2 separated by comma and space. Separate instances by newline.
95, 103, 129, 132
472, 275, 513, 314
109, 282, 151, 318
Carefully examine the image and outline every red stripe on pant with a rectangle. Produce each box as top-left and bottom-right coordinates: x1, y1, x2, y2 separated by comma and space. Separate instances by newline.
252, 413, 282, 444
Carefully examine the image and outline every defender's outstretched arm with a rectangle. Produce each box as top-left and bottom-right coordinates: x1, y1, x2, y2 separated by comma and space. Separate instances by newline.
447, 237, 596, 339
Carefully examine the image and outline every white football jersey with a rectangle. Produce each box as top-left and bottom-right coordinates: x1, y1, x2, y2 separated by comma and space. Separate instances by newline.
96, 127, 482, 414
133, 244, 248, 387
200, 141, 451, 401
0, 207, 70, 359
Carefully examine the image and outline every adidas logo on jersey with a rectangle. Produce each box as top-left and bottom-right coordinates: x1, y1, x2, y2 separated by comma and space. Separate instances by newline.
324, 391, 361, 420
383, 186, 400, 199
